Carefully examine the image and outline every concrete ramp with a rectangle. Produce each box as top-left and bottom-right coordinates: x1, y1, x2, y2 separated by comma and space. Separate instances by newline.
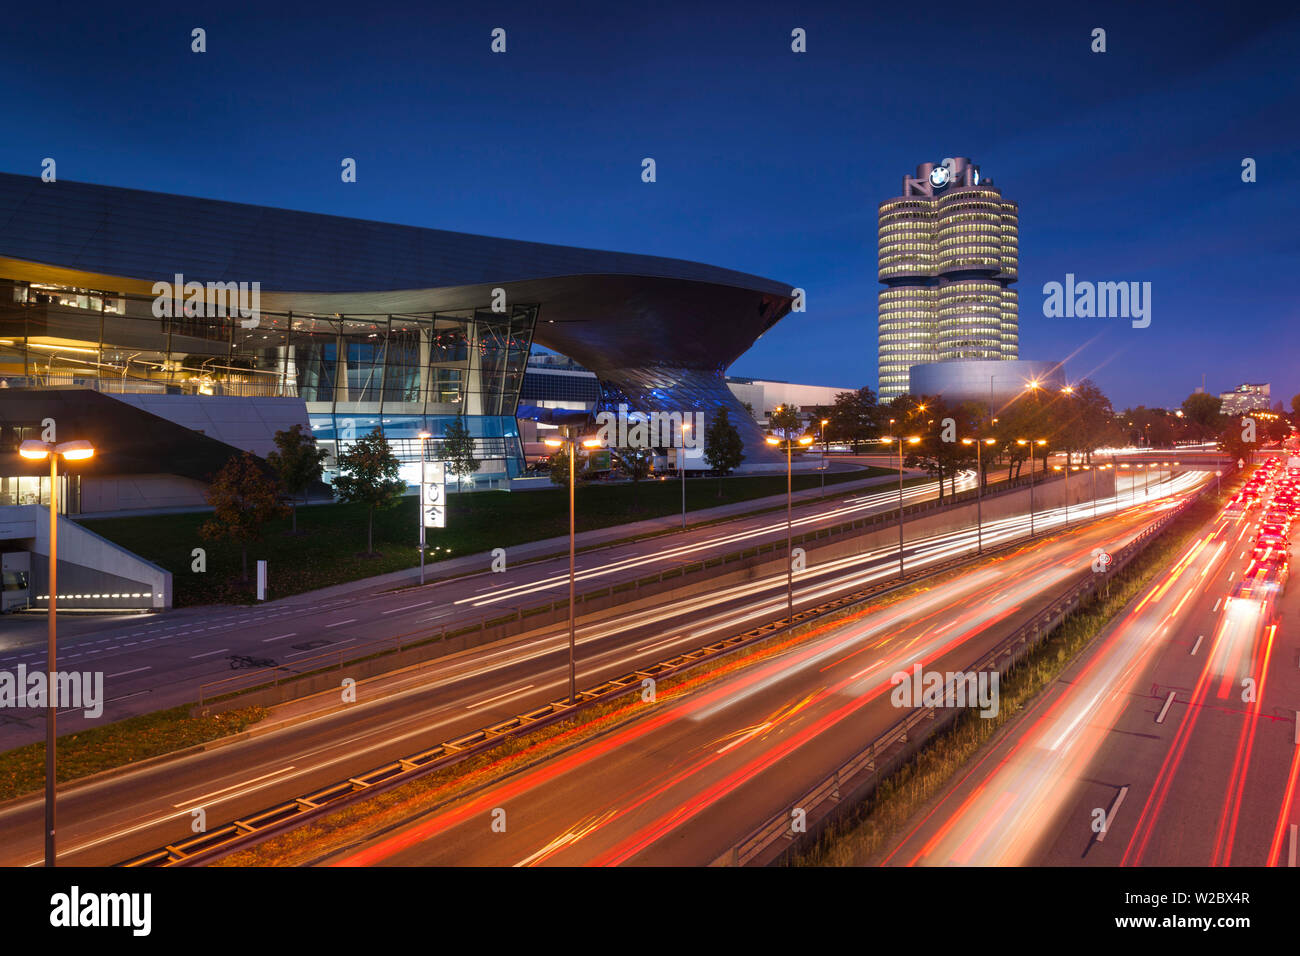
0, 505, 171, 610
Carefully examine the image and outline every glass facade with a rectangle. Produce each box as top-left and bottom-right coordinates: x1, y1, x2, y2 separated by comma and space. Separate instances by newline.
877, 160, 1019, 401
0, 280, 537, 480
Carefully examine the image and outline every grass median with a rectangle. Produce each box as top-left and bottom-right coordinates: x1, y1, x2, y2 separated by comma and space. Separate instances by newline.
0, 704, 268, 804
83, 467, 891, 607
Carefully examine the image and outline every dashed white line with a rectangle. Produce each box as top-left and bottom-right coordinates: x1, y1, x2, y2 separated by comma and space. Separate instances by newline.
1156, 691, 1176, 724
106, 666, 152, 679
468, 684, 535, 710
325, 619, 356, 628
382, 602, 434, 615
262, 633, 297, 643
1095, 785, 1129, 843
172, 766, 297, 808
1190, 634, 1204, 655
189, 648, 230, 660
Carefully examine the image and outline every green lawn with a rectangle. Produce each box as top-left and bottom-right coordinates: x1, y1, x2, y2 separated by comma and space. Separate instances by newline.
82, 467, 893, 607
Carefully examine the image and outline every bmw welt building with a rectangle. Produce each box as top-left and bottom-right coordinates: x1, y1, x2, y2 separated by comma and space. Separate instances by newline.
0, 174, 794, 519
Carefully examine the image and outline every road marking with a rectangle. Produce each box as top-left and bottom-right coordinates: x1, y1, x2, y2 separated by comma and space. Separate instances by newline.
189, 648, 230, 659
325, 619, 356, 628
1095, 785, 1129, 843
1227, 572, 1235, 582
468, 684, 535, 710
262, 632, 297, 642
636, 636, 682, 654
1212, 598, 1222, 613
106, 666, 151, 679
1156, 692, 1176, 724
382, 602, 433, 615
1190, 634, 1204, 656
717, 723, 771, 755
1289, 824, 1297, 868
171, 765, 298, 808
1295, 711, 1300, 746
105, 690, 151, 704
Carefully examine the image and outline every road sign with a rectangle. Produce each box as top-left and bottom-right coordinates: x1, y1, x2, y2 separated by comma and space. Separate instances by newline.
423, 461, 446, 528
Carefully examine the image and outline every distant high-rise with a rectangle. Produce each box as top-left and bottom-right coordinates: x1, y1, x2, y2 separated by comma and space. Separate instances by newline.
877, 157, 1019, 401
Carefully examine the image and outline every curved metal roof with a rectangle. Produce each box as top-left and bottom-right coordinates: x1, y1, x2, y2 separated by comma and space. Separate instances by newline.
0, 172, 791, 298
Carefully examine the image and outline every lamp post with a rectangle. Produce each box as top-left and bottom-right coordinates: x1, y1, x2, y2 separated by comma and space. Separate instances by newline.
417, 430, 431, 585
880, 434, 922, 577
766, 433, 814, 625
961, 438, 997, 554
544, 431, 601, 704
819, 418, 830, 493
680, 420, 691, 529
1016, 439, 1046, 536
19, 437, 95, 868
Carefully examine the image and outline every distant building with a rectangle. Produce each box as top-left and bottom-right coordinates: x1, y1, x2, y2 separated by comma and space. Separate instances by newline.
909, 359, 1066, 418
514, 359, 853, 454
877, 157, 1019, 401
1220, 383, 1271, 416
724, 378, 853, 426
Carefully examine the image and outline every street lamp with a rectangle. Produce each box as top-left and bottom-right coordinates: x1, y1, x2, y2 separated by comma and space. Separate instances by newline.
820, 418, 829, 493
961, 438, 997, 553
680, 420, 691, 528
766, 433, 814, 625
417, 430, 431, 585
544, 432, 602, 704
1016, 439, 1047, 535
18, 437, 95, 868
880, 434, 922, 578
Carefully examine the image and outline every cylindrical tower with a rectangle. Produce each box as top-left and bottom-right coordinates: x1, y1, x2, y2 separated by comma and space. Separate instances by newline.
876, 158, 1018, 400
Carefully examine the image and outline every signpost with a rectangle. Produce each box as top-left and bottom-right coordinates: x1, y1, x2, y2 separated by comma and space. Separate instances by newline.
420, 460, 446, 584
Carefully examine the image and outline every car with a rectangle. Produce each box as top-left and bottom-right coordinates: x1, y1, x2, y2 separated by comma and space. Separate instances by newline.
1255, 529, 1288, 548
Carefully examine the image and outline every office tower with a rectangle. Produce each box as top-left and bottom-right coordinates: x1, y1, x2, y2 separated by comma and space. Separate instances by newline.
877, 157, 1018, 400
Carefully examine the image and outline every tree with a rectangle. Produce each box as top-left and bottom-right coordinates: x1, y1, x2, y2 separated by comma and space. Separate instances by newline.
768, 404, 802, 440
904, 397, 977, 501
265, 423, 327, 533
200, 452, 288, 582
1066, 379, 1117, 464
1181, 392, 1224, 441
333, 428, 407, 555
1291, 392, 1300, 425
442, 416, 480, 493
826, 387, 879, 452
704, 406, 745, 496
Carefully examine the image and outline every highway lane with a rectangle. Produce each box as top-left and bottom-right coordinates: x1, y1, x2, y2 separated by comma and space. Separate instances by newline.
880, 477, 1299, 867
314, 482, 1206, 866
0, 473, 1192, 865
0, 469, 971, 744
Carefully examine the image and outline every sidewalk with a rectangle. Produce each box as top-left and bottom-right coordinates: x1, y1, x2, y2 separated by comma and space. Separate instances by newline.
275, 468, 917, 607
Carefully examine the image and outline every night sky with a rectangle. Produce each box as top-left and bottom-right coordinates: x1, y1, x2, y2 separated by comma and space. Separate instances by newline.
2, 0, 1296, 410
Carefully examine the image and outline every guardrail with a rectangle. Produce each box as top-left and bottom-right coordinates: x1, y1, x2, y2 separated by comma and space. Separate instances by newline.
711, 483, 1207, 867
195, 468, 1076, 711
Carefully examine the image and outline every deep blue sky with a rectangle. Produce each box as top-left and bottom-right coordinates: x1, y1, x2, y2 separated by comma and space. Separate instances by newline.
2, 0, 1296, 410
